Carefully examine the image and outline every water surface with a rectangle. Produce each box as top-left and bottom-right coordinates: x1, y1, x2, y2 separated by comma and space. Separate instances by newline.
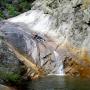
28, 76, 90, 90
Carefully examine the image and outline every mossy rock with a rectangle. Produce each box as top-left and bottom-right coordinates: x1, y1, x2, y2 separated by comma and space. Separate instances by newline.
0, 71, 22, 84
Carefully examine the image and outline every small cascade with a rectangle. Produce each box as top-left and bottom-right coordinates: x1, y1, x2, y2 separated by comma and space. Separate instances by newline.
58, 63, 65, 76
2, 0, 88, 76
54, 51, 65, 75
1, 10, 66, 76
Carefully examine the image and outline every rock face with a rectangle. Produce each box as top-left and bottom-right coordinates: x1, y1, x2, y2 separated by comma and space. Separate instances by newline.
0, 40, 20, 73
0, 34, 21, 83
0, 22, 64, 75
0, 84, 13, 90
0, 0, 90, 78
33, 0, 90, 48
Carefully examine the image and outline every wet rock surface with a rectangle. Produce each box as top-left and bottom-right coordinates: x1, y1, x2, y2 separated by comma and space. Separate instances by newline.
0, 0, 90, 80
0, 21, 90, 78
0, 84, 11, 90
0, 22, 63, 75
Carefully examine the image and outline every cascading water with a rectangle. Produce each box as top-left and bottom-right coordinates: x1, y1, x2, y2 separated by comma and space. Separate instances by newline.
6, 9, 65, 75
1, 0, 90, 77
50, 51, 65, 75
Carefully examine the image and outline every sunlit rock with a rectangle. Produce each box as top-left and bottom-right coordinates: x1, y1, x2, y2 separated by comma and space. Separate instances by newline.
0, 0, 90, 78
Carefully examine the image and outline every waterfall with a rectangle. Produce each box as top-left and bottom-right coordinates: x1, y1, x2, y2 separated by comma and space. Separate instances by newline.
48, 51, 65, 76
3, 0, 89, 76
54, 51, 65, 75
3, 9, 65, 75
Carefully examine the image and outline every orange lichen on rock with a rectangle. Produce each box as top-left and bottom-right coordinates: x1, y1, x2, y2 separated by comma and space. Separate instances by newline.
78, 67, 90, 78
80, 47, 90, 61
64, 57, 90, 78
31, 68, 45, 80
60, 40, 90, 61
61, 41, 90, 78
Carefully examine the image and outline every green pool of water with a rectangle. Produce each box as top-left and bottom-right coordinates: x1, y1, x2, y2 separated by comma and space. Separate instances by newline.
28, 76, 90, 90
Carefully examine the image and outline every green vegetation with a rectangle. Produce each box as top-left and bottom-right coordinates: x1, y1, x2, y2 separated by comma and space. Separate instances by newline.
0, 71, 22, 84
0, 0, 35, 20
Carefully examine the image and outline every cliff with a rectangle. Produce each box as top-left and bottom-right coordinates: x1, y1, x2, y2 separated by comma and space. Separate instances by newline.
0, 0, 90, 80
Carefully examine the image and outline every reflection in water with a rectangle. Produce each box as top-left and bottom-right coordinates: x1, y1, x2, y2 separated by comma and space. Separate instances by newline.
28, 76, 90, 90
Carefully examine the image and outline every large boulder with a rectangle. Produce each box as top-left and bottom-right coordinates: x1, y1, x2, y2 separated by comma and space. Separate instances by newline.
0, 21, 64, 75
0, 32, 21, 84
0, 0, 90, 78
0, 84, 11, 90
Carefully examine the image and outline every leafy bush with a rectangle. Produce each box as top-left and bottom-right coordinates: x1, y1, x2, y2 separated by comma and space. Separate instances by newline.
0, 71, 22, 84
6, 4, 18, 17
0, 0, 35, 20
0, 10, 4, 20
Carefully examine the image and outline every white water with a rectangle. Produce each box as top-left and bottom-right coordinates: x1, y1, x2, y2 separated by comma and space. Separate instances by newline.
47, 51, 65, 76
54, 51, 65, 75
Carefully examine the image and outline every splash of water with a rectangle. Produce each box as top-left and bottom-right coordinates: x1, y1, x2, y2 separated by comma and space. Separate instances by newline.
54, 51, 65, 75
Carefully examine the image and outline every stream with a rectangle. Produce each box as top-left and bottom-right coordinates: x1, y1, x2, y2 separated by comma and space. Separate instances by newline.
27, 76, 90, 90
